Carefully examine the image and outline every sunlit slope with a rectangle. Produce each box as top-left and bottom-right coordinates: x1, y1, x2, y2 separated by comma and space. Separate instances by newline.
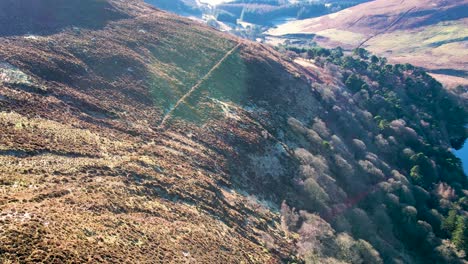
268, 0, 468, 87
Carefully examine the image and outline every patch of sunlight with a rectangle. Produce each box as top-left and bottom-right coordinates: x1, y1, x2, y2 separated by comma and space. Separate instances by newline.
0, 62, 33, 86
315, 29, 365, 46
210, 98, 241, 121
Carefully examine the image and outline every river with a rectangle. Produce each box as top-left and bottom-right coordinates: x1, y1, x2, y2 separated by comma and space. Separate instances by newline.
198, 0, 232, 5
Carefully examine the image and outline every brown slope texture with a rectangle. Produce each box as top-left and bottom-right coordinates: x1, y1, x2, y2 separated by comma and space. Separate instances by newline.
0, 1, 297, 263
0, 0, 467, 263
268, 0, 468, 88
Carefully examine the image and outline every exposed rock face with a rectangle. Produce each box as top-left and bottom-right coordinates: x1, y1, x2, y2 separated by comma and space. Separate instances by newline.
0, 0, 466, 263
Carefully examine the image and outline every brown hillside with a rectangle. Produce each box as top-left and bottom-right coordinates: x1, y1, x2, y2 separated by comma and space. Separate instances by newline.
268, 0, 468, 87
270, 0, 467, 34
0, 1, 302, 262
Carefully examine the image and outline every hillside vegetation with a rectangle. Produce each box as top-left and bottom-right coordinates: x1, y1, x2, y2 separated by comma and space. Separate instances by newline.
0, 0, 467, 263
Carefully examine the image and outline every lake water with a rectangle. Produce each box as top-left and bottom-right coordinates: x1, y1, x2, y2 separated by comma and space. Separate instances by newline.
199, 0, 232, 5
271, 16, 297, 27
455, 143, 468, 174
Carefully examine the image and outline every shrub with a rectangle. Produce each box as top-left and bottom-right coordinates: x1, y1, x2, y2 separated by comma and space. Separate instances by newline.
435, 182, 457, 201
345, 73, 366, 93
333, 214, 352, 233
335, 233, 382, 263
352, 139, 367, 158
333, 154, 353, 175
422, 209, 444, 237
306, 129, 323, 145
391, 170, 410, 185
434, 240, 462, 263
288, 117, 307, 134
452, 216, 468, 254
355, 239, 383, 264
353, 48, 369, 59
348, 208, 374, 239
375, 133, 389, 145
336, 233, 361, 263
416, 220, 433, 238
280, 201, 300, 232
410, 165, 424, 185
371, 205, 395, 239
412, 185, 430, 206
359, 159, 385, 181
385, 193, 400, 209
295, 148, 314, 164
398, 184, 416, 205
402, 148, 415, 158
331, 135, 348, 155
322, 140, 331, 149
295, 149, 329, 174
389, 119, 420, 143
296, 212, 336, 260
401, 206, 418, 223
409, 153, 437, 186
304, 178, 329, 212
312, 118, 331, 139
442, 209, 458, 234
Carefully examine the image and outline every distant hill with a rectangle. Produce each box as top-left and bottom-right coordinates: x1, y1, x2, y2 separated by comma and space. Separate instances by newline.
214, 0, 369, 25
268, 0, 468, 87
144, 0, 203, 16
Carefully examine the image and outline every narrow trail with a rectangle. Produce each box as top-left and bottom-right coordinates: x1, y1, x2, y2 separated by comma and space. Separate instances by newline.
158, 43, 242, 129
357, 6, 416, 49
347, 15, 364, 29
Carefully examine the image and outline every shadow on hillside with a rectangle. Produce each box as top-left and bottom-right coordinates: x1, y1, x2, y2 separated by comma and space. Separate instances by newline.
0, 0, 129, 37
412, 4, 468, 28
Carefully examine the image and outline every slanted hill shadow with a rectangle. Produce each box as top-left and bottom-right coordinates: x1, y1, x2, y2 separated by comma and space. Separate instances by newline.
0, 0, 130, 37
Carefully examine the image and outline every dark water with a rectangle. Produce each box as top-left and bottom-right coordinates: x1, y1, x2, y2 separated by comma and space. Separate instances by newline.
455, 143, 468, 174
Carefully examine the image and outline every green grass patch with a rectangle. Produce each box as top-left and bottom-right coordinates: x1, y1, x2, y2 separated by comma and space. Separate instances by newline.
147, 28, 236, 114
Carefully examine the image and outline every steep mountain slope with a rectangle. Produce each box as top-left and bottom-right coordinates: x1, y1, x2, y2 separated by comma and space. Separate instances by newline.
0, 0, 467, 263
268, 0, 468, 88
